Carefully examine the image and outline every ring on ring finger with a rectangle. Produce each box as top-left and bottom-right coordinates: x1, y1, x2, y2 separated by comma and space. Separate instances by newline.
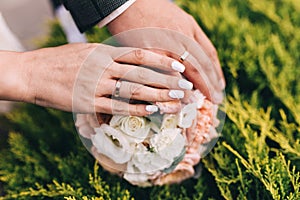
113, 80, 122, 98
180, 51, 190, 62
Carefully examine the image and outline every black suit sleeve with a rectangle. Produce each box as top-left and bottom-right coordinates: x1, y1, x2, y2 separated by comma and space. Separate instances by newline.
62, 0, 129, 32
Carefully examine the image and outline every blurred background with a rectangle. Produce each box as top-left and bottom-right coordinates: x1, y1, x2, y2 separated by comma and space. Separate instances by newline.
0, 0, 88, 113
0, 0, 53, 137
0, 0, 53, 50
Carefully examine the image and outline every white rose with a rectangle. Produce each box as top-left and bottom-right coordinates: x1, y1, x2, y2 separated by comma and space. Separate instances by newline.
130, 144, 171, 173
123, 172, 152, 187
150, 128, 185, 162
124, 162, 153, 187
178, 103, 197, 128
91, 124, 133, 164
161, 114, 178, 130
110, 115, 151, 143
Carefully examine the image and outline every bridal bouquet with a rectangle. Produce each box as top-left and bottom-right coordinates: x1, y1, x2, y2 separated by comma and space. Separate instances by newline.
76, 90, 219, 187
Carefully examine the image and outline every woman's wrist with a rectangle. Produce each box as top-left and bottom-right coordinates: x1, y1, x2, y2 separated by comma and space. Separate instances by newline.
0, 51, 30, 102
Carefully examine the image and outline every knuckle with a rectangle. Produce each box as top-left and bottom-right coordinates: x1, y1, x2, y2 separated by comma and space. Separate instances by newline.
129, 105, 143, 116
111, 101, 126, 114
190, 66, 200, 74
129, 83, 141, 97
160, 56, 173, 71
95, 98, 108, 113
134, 49, 146, 63
135, 107, 143, 116
202, 58, 214, 71
187, 14, 196, 22
209, 48, 219, 59
159, 90, 167, 101
159, 55, 167, 66
136, 68, 147, 80
153, 88, 168, 101
106, 64, 116, 76
165, 77, 176, 89
153, 90, 163, 101
135, 106, 146, 116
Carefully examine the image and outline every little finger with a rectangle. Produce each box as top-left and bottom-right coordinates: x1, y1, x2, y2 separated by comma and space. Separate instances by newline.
95, 97, 159, 116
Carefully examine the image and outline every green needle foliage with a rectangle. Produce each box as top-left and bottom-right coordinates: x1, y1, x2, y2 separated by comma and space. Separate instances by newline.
0, 0, 299, 199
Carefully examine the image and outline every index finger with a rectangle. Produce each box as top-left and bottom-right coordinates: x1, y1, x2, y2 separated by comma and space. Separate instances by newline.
114, 48, 186, 73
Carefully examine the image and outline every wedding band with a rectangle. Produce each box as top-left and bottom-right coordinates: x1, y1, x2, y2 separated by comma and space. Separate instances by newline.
114, 80, 122, 98
180, 51, 190, 62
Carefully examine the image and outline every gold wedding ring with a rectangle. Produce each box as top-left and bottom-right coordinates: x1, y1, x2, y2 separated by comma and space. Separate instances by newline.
180, 51, 190, 62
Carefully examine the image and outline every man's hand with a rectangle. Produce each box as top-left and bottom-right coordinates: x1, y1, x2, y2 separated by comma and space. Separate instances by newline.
107, 0, 225, 103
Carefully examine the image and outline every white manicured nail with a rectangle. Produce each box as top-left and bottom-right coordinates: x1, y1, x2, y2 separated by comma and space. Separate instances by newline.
169, 90, 184, 99
145, 105, 158, 112
178, 79, 193, 90
171, 61, 185, 73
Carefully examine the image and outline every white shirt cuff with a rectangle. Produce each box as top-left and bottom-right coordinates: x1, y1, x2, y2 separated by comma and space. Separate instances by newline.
97, 0, 136, 28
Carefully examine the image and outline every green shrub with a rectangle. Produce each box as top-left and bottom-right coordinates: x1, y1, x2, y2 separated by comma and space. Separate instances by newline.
0, 0, 299, 199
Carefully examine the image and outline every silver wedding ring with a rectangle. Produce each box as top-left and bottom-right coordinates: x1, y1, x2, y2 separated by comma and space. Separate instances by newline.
114, 80, 122, 98
180, 51, 190, 62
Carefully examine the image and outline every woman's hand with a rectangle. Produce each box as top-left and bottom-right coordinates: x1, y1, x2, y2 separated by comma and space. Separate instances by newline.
107, 0, 225, 104
16, 43, 192, 115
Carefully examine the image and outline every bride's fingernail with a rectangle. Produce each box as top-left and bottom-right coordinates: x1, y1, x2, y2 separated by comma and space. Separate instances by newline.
169, 90, 184, 99
145, 105, 158, 112
178, 79, 193, 90
171, 61, 185, 73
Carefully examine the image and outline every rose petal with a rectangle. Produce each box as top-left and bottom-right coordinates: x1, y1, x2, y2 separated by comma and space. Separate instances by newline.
92, 124, 133, 164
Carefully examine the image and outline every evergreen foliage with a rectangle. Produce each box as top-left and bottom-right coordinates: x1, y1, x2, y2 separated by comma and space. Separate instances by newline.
0, 0, 299, 199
